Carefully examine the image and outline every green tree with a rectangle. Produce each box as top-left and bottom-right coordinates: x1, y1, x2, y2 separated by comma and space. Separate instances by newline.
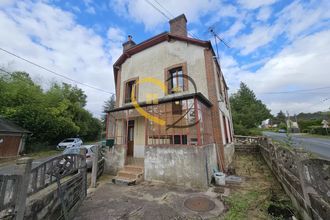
0, 70, 101, 152
102, 94, 116, 129
272, 110, 286, 124
103, 94, 116, 112
230, 82, 272, 135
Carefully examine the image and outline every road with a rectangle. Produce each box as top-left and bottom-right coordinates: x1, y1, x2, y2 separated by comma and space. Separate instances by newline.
263, 132, 330, 160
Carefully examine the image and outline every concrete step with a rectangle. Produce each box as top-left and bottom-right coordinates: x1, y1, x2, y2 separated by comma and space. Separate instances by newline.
113, 165, 144, 186
112, 176, 136, 185
124, 165, 144, 173
117, 171, 139, 179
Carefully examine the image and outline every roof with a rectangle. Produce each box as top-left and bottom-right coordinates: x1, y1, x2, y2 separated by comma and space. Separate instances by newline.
113, 32, 211, 68
107, 92, 212, 113
0, 118, 31, 134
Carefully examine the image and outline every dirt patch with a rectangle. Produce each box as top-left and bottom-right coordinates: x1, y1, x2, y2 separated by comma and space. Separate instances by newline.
223, 152, 296, 220
75, 180, 224, 220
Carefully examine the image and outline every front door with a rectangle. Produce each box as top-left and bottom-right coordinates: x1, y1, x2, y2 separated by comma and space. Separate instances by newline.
127, 120, 134, 157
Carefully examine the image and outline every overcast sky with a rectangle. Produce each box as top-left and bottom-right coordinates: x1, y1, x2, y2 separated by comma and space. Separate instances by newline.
0, 0, 329, 117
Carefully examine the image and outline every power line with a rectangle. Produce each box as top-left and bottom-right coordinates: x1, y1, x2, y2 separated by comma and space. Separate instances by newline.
0, 47, 114, 95
144, 0, 198, 39
153, 0, 175, 18
261, 86, 330, 94
0, 67, 12, 75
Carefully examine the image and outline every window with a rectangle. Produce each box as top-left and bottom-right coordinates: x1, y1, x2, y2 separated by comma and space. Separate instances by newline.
124, 79, 137, 103
172, 101, 182, 115
165, 63, 188, 94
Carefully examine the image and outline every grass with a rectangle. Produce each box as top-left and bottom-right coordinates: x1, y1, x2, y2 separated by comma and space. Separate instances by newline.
223, 153, 296, 220
224, 190, 261, 220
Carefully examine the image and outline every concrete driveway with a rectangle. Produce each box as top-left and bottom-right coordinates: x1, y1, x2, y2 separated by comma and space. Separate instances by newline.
263, 131, 330, 159
74, 178, 225, 220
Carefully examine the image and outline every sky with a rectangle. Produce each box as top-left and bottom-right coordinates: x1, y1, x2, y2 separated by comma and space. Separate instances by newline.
0, 0, 330, 118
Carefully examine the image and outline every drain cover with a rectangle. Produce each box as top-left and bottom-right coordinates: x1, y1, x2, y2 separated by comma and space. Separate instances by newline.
184, 196, 215, 212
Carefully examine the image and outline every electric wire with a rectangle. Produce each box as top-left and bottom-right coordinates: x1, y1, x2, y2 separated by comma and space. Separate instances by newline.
0, 47, 114, 95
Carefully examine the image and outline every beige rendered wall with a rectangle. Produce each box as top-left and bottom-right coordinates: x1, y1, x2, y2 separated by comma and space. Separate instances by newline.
133, 117, 145, 158
119, 40, 208, 107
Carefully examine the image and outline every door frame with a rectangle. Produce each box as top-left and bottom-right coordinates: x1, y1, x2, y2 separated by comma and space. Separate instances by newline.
127, 120, 134, 157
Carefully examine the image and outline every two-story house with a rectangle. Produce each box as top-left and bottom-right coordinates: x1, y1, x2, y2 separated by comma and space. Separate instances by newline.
106, 14, 234, 188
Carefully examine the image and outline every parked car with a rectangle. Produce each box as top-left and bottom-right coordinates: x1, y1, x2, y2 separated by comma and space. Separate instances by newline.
278, 129, 287, 133
57, 138, 83, 150
62, 145, 97, 169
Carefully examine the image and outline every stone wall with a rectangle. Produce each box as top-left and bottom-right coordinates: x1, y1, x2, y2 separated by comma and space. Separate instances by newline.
234, 143, 260, 154
104, 145, 126, 175
144, 144, 218, 189
24, 173, 85, 220
259, 140, 330, 220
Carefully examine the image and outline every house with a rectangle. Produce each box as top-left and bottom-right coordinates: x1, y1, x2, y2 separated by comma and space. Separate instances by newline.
286, 119, 300, 133
0, 118, 31, 158
105, 14, 234, 188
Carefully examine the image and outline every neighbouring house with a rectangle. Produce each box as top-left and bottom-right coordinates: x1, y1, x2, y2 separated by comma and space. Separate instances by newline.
286, 119, 300, 133
105, 14, 234, 188
261, 119, 271, 128
0, 117, 31, 158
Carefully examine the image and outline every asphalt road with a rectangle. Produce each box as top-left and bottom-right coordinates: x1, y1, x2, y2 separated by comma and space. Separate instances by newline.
263, 131, 330, 160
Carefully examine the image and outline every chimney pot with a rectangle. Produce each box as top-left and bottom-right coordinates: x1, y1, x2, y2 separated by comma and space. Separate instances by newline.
123, 35, 136, 51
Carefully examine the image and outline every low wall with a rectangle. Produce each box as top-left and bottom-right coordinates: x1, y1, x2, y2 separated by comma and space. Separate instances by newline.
24, 173, 85, 220
234, 143, 260, 153
257, 139, 330, 220
104, 145, 126, 175
224, 143, 235, 168
144, 144, 218, 189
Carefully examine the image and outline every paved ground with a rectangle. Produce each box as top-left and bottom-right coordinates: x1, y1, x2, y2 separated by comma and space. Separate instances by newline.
74, 178, 225, 220
263, 131, 330, 159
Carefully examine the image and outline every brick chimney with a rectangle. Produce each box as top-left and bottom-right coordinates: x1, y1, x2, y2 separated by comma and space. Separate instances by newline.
169, 14, 187, 37
123, 35, 136, 51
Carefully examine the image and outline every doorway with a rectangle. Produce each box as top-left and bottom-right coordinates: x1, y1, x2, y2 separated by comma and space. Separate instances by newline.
127, 120, 134, 157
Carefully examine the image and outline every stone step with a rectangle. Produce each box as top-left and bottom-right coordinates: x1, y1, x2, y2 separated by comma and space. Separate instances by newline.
112, 176, 136, 186
124, 165, 144, 173
117, 170, 139, 179
112, 165, 144, 186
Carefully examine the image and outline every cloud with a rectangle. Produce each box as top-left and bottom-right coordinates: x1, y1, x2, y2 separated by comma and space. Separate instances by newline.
109, 0, 219, 31
239, 30, 330, 114
0, 1, 122, 117
237, 0, 277, 9
223, 20, 245, 37
256, 7, 272, 21
232, 0, 330, 55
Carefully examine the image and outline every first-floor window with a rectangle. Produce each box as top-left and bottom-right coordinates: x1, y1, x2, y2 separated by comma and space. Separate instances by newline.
125, 79, 137, 103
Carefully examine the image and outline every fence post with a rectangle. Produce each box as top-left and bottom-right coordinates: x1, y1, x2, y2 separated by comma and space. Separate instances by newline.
15, 157, 33, 220
91, 145, 99, 188
79, 149, 87, 197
